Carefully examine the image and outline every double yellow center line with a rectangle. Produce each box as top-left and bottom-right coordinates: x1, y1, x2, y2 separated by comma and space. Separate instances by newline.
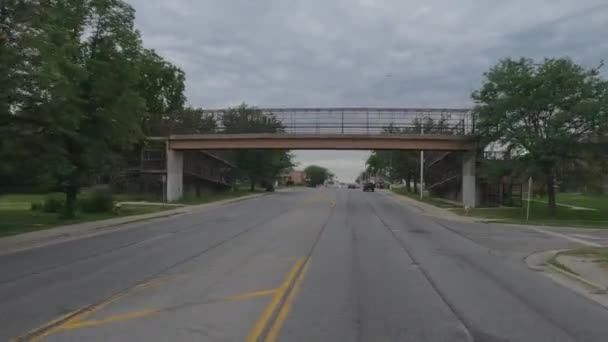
247, 257, 311, 342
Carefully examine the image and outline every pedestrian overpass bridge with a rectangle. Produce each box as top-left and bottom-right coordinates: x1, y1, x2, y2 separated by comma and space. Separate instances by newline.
160, 108, 477, 206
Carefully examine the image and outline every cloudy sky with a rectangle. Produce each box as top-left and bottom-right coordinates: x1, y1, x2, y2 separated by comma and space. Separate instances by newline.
128, 0, 608, 182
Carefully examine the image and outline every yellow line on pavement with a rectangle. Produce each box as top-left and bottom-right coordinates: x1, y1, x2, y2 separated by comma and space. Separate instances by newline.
133, 277, 169, 290
10, 311, 74, 342
63, 309, 160, 330
265, 258, 311, 342
14, 275, 170, 341
246, 257, 307, 342
225, 288, 278, 302
21, 291, 128, 342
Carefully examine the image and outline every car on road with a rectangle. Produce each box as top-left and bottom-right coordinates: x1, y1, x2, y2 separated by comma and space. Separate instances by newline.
362, 182, 375, 192
347, 183, 358, 189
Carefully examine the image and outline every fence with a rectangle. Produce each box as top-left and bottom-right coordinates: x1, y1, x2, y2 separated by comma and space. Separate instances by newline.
149, 107, 475, 136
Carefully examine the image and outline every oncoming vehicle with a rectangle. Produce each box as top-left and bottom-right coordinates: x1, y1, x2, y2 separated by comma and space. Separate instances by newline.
362, 182, 375, 192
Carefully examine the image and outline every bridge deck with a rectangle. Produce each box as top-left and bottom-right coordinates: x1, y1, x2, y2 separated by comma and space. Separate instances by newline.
167, 134, 476, 151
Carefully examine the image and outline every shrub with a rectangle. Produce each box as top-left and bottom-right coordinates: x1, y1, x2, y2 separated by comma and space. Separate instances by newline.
30, 202, 43, 211
80, 186, 114, 213
112, 203, 122, 215
43, 195, 65, 213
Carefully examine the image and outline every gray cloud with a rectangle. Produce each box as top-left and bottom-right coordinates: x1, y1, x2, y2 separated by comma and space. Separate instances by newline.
127, 0, 608, 180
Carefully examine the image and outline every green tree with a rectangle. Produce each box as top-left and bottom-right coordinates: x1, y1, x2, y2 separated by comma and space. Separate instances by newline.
2, 0, 148, 217
473, 57, 608, 216
137, 48, 186, 135
0, 1, 53, 191
365, 152, 385, 177
304, 165, 331, 186
222, 104, 293, 191
366, 117, 452, 193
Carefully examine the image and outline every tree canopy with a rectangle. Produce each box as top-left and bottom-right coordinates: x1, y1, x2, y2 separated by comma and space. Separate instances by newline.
223, 104, 293, 191
365, 118, 452, 192
0, 0, 186, 216
1, 2, 294, 213
304, 165, 332, 186
473, 57, 608, 215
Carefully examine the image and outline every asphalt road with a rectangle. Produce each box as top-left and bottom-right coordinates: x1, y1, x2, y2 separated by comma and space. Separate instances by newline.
2, 188, 608, 341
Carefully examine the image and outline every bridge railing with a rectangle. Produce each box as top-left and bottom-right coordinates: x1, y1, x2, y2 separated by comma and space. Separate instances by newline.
148, 108, 474, 136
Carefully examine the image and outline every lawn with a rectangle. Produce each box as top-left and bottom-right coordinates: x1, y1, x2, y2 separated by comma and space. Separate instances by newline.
524, 192, 608, 211
0, 193, 176, 237
0, 204, 176, 237
391, 187, 460, 208
389, 188, 608, 228
0, 193, 62, 210
450, 200, 608, 228
554, 193, 608, 211
0, 189, 263, 237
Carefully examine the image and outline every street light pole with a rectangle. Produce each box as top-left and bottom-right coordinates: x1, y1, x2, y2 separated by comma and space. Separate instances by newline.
390, 151, 393, 184
420, 125, 424, 200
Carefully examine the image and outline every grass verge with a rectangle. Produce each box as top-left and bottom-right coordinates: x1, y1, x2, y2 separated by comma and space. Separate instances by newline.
391, 187, 460, 208
387, 188, 608, 229
554, 193, 608, 211
0, 189, 266, 237
0, 203, 175, 238
450, 200, 608, 229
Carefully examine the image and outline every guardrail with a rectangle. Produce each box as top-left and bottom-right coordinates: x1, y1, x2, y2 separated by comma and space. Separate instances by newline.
148, 107, 475, 136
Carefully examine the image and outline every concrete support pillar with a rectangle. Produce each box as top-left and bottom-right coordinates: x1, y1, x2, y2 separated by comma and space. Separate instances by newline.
166, 147, 183, 202
462, 151, 476, 208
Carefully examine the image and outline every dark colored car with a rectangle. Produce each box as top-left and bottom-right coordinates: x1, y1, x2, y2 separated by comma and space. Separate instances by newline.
363, 182, 375, 192
347, 183, 358, 189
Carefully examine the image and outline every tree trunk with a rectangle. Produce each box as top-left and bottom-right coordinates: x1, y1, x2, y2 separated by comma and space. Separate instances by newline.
545, 168, 557, 217
63, 185, 78, 219
406, 173, 411, 192
250, 180, 255, 192
413, 179, 418, 194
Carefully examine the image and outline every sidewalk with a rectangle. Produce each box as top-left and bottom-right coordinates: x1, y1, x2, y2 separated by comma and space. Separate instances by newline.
379, 189, 476, 222
0, 192, 268, 255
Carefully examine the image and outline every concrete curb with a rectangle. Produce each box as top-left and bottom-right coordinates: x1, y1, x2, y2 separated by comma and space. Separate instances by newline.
0, 192, 269, 255
546, 264, 608, 294
525, 249, 608, 294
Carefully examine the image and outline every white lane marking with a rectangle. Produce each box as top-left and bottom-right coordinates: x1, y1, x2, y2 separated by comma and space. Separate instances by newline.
526, 227, 603, 247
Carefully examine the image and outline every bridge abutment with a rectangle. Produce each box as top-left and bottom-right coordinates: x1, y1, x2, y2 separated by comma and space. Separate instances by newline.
166, 147, 183, 202
462, 151, 477, 208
